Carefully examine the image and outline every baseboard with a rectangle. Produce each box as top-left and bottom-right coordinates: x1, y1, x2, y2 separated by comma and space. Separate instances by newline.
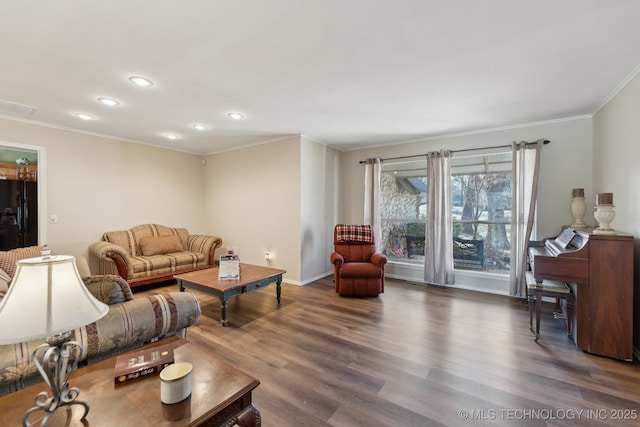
300, 271, 333, 286
385, 272, 511, 297
633, 345, 640, 362
284, 271, 333, 286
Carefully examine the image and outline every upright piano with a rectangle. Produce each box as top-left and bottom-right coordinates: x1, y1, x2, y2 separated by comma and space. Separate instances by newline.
528, 227, 633, 361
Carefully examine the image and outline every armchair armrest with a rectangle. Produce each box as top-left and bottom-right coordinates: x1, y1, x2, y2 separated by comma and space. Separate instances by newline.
371, 252, 387, 268
330, 252, 344, 267
330, 252, 344, 292
188, 234, 223, 266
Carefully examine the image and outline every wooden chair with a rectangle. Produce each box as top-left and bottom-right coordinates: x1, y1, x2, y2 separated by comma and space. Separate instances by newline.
525, 271, 573, 341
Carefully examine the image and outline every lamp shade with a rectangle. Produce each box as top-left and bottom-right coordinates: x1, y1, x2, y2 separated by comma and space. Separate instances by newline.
0, 255, 109, 345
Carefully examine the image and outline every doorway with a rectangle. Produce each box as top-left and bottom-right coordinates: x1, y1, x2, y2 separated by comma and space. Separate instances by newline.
0, 143, 43, 250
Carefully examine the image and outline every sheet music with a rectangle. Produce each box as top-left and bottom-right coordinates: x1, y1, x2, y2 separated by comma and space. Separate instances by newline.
554, 228, 576, 249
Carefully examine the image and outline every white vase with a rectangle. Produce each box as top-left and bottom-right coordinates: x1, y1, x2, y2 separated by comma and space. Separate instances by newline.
570, 196, 586, 228
593, 204, 615, 234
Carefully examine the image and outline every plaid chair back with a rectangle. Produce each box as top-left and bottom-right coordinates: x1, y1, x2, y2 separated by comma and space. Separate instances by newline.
333, 224, 376, 263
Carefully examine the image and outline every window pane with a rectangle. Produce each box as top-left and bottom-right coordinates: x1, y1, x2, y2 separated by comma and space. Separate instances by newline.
380, 159, 426, 263
452, 152, 512, 272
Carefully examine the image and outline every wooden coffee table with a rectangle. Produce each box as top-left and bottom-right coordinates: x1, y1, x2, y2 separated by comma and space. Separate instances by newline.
0, 336, 260, 426
175, 263, 286, 326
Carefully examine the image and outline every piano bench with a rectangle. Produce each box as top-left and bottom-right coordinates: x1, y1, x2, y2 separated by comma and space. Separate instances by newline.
525, 271, 573, 342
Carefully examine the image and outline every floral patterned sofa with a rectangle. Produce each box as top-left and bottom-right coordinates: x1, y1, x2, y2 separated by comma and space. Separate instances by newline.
89, 224, 222, 287
0, 246, 201, 396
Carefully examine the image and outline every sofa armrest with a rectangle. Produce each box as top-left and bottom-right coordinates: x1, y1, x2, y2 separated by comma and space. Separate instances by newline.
89, 241, 132, 279
188, 234, 223, 266
83, 274, 134, 304
78, 291, 201, 362
89, 241, 129, 260
0, 292, 201, 396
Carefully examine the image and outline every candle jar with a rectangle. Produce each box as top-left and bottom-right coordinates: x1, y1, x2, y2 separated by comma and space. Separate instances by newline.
596, 192, 613, 205
160, 362, 193, 404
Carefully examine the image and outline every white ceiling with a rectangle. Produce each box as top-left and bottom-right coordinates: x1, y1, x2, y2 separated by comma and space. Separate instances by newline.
1, 1, 640, 155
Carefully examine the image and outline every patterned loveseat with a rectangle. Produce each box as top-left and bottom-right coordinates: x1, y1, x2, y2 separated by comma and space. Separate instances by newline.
89, 224, 223, 287
0, 246, 201, 396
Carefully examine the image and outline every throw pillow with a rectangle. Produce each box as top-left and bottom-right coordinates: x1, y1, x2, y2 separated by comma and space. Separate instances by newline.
83, 275, 133, 305
75, 255, 92, 279
139, 235, 184, 256
0, 268, 10, 297
0, 246, 43, 278
336, 224, 373, 243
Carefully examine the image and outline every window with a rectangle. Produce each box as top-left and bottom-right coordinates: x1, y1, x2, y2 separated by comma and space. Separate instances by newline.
380, 159, 427, 263
379, 151, 513, 274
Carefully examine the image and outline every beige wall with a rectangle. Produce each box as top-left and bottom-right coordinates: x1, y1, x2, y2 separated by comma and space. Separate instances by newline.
338, 118, 593, 293
300, 136, 339, 282
204, 136, 303, 283
0, 118, 208, 264
0, 119, 338, 285
204, 136, 339, 285
593, 72, 640, 350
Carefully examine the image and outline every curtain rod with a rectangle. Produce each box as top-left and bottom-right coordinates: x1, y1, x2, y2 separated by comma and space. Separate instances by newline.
358, 139, 550, 164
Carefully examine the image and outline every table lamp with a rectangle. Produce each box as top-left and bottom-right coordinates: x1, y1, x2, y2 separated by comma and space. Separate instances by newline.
0, 248, 109, 426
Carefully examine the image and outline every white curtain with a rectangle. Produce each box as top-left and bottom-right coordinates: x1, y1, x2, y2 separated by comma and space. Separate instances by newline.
364, 157, 382, 244
424, 150, 454, 285
509, 139, 544, 297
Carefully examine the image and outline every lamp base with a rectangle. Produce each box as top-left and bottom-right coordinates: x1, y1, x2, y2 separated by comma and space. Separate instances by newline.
23, 333, 89, 427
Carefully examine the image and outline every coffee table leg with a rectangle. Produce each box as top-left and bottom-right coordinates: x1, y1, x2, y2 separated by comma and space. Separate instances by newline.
220, 297, 229, 326
276, 277, 282, 304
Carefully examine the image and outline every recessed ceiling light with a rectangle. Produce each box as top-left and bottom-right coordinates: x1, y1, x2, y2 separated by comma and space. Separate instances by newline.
74, 113, 94, 121
164, 133, 180, 140
129, 76, 154, 87
97, 97, 120, 106
192, 124, 207, 131
227, 112, 244, 120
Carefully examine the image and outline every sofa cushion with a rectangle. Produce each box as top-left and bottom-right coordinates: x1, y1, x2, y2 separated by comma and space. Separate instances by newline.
339, 262, 384, 278
0, 246, 42, 278
139, 235, 184, 256
128, 252, 206, 279
103, 224, 188, 256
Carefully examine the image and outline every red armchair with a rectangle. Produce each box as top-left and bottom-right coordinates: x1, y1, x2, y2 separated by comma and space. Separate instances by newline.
330, 224, 387, 296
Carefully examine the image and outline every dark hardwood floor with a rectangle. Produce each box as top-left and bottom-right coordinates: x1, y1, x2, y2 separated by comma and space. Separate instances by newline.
137, 276, 640, 426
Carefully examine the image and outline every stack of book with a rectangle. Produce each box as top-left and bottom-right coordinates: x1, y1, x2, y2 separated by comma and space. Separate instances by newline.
114, 342, 174, 385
